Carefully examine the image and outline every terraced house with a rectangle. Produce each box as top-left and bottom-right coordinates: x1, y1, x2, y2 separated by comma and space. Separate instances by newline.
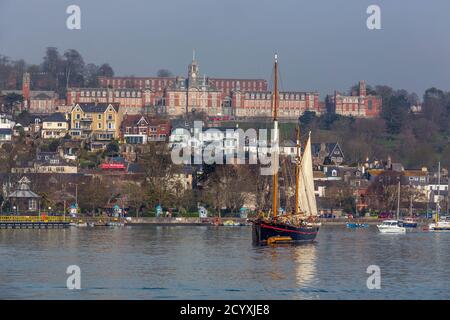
69, 103, 122, 149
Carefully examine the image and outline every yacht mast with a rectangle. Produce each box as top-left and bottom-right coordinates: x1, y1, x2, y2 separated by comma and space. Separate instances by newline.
294, 125, 301, 215
396, 180, 401, 220
436, 161, 441, 224
272, 54, 279, 220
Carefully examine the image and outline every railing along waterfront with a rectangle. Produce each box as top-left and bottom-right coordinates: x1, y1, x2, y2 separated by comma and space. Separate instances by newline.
0, 216, 68, 223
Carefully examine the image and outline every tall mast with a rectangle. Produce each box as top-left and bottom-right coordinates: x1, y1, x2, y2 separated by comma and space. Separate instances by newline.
436, 161, 441, 224
294, 125, 301, 215
396, 179, 401, 220
409, 190, 413, 216
272, 53, 279, 220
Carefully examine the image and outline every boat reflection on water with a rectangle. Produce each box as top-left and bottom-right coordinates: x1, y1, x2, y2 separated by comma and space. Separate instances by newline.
293, 244, 317, 289
263, 243, 318, 296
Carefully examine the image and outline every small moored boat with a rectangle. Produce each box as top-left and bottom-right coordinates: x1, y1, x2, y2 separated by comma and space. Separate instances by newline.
428, 217, 450, 231
428, 163, 449, 231
346, 223, 369, 229
69, 220, 88, 227
222, 220, 242, 226
399, 218, 417, 228
377, 220, 406, 234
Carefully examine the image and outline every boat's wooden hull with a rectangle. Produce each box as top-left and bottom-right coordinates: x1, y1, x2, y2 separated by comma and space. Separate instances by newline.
252, 219, 319, 245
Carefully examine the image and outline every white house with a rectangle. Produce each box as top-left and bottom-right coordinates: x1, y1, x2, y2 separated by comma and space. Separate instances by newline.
0, 114, 14, 143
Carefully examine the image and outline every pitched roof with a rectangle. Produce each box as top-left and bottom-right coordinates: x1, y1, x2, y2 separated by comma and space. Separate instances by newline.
33, 93, 52, 100
8, 177, 40, 199
43, 113, 67, 123
75, 103, 119, 113
121, 114, 146, 127
311, 142, 339, 155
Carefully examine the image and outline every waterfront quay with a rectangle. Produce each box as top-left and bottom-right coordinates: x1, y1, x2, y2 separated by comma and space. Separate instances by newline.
0, 216, 70, 229
0, 216, 434, 228
0, 215, 123, 228
126, 217, 432, 226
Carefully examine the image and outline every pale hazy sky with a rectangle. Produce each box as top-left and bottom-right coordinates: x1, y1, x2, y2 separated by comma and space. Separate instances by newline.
1, 0, 450, 96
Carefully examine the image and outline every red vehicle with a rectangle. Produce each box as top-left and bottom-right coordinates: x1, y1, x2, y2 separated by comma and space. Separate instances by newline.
378, 212, 393, 219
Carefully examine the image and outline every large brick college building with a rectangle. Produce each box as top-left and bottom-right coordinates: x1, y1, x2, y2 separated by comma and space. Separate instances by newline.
68, 55, 270, 117
65, 55, 380, 119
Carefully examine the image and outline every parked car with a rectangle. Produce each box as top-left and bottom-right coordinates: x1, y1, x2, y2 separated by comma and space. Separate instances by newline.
378, 212, 393, 219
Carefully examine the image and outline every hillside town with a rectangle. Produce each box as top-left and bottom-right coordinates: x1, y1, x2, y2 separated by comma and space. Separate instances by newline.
0, 51, 449, 219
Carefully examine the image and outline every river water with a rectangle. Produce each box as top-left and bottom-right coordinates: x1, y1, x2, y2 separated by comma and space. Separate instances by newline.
0, 225, 449, 299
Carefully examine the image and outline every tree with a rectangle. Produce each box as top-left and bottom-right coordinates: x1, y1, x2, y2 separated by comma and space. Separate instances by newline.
98, 63, 114, 77
63, 49, 85, 89
4, 93, 23, 113
157, 69, 173, 78
367, 172, 401, 212
84, 63, 115, 87
15, 110, 31, 125
78, 177, 111, 214
139, 143, 176, 208
105, 140, 120, 156
41, 47, 63, 90
122, 182, 146, 217
381, 93, 409, 135
203, 164, 256, 216
84, 63, 99, 87
299, 111, 316, 128
423, 87, 448, 132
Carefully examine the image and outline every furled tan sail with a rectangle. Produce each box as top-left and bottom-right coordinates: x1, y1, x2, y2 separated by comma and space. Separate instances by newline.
297, 133, 318, 216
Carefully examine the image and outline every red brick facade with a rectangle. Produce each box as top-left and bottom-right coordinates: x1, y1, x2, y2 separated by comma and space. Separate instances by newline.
327, 81, 382, 118
231, 91, 321, 118
120, 114, 171, 142
66, 88, 159, 115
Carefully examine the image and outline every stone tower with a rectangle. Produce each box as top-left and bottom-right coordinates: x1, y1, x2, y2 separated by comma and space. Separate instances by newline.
188, 50, 199, 84
359, 80, 366, 97
22, 72, 31, 109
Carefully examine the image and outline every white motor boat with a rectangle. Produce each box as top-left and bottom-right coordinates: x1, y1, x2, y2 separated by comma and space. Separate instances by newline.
428, 216, 450, 231
69, 221, 88, 227
377, 220, 406, 234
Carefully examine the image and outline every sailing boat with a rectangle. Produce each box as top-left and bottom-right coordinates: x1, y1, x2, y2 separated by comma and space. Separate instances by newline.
377, 180, 406, 233
428, 162, 450, 231
399, 191, 417, 228
252, 54, 320, 245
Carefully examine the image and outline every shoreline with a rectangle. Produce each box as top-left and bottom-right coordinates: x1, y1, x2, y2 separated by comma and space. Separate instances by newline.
127, 217, 432, 226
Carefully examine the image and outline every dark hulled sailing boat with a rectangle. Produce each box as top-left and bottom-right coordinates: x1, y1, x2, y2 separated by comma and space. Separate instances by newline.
252, 54, 320, 245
